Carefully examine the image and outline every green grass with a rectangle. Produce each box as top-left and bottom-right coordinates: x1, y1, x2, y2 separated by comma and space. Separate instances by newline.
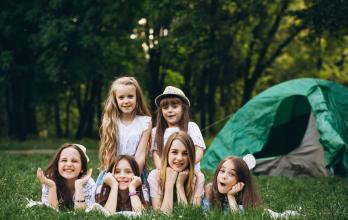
0, 138, 99, 150
1, 152, 347, 219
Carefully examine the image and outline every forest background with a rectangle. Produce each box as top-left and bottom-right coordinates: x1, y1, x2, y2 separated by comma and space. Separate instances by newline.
1, 0, 348, 141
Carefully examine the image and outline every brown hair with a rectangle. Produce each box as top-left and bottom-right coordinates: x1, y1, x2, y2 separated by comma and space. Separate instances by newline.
209, 156, 261, 210
155, 97, 190, 155
99, 76, 150, 170
45, 143, 88, 210
95, 155, 147, 211
160, 131, 196, 203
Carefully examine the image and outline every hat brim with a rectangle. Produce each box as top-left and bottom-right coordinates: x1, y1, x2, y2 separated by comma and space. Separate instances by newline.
155, 94, 190, 107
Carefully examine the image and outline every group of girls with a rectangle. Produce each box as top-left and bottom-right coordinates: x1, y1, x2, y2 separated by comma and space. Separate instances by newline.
36, 76, 261, 214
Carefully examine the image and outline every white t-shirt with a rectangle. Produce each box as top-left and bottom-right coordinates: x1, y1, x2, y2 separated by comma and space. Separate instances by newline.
117, 115, 151, 156
151, 121, 206, 170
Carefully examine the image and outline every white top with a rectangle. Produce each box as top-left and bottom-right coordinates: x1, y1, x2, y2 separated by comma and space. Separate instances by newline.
151, 121, 206, 170
41, 178, 96, 209
117, 115, 151, 156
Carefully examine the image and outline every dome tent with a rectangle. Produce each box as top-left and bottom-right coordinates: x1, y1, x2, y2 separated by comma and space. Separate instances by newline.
201, 78, 348, 176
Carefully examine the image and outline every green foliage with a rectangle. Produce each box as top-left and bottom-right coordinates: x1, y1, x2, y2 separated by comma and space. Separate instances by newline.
1, 0, 348, 139
164, 69, 185, 87
297, 0, 348, 38
0, 138, 99, 150
0, 152, 347, 219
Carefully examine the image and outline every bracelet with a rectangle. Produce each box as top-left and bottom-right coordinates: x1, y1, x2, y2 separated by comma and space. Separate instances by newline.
128, 191, 138, 197
75, 199, 85, 203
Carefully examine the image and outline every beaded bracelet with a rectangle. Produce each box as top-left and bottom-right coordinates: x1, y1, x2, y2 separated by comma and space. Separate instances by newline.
75, 199, 85, 203
128, 191, 138, 197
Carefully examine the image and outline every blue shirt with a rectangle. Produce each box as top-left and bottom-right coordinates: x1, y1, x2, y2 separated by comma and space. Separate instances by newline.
202, 197, 244, 214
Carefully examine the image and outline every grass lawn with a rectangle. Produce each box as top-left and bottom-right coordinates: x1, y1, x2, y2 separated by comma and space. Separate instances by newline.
1, 139, 347, 219
0, 138, 100, 150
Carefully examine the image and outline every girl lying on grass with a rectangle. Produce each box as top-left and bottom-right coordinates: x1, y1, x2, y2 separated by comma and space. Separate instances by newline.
36, 143, 95, 210
204, 156, 261, 214
95, 155, 146, 213
148, 131, 205, 213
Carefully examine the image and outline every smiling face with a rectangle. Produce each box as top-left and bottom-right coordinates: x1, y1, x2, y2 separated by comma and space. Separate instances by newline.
58, 147, 82, 180
115, 84, 137, 116
217, 159, 238, 194
161, 100, 183, 128
113, 158, 135, 190
168, 139, 189, 172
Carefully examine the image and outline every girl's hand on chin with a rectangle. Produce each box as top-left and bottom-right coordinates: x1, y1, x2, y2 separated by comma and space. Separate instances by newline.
228, 182, 245, 197
103, 172, 118, 187
176, 169, 188, 186
37, 167, 56, 188
166, 167, 178, 184
129, 176, 142, 191
75, 168, 93, 187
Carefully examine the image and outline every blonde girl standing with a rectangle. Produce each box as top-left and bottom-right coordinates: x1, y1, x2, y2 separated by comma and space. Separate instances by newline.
151, 86, 206, 170
96, 76, 152, 199
148, 131, 205, 213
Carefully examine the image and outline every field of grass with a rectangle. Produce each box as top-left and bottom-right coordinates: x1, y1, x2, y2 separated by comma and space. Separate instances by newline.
0, 138, 99, 150
1, 138, 347, 219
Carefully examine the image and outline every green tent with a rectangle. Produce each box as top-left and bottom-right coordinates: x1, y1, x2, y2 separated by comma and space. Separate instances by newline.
201, 78, 348, 176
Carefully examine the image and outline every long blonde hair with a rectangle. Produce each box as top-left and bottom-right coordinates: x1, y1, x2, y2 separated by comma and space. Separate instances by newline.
160, 131, 196, 203
99, 76, 150, 169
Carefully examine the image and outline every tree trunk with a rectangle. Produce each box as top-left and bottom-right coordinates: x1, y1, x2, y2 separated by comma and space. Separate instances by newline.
7, 71, 37, 140
75, 83, 88, 139
198, 67, 208, 134
54, 101, 63, 137
64, 94, 73, 137
75, 78, 99, 139
207, 67, 218, 135
147, 48, 163, 111
242, 76, 257, 106
96, 81, 103, 131
85, 79, 99, 138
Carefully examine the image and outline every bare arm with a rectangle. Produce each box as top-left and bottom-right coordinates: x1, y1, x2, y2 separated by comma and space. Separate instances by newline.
46, 186, 58, 209
160, 183, 176, 213
204, 183, 213, 200
227, 182, 245, 213
37, 167, 59, 209
191, 171, 204, 206
176, 171, 188, 205
159, 167, 178, 213
151, 197, 162, 210
152, 150, 162, 170
195, 146, 204, 164
135, 121, 152, 173
104, 184, 118, 213
103, 173, 119, 213
129, 176, 144, 212
227, 194, 239, 213
74, 169, 93, 210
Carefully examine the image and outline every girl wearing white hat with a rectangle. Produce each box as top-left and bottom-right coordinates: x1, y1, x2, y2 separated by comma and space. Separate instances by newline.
151, 86, 206, 171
